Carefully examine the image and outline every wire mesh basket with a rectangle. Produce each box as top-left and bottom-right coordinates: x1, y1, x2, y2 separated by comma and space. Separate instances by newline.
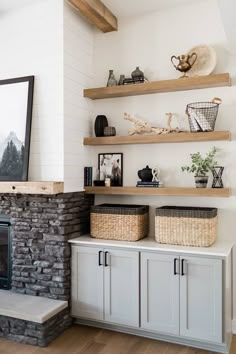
186, 97, 222, 132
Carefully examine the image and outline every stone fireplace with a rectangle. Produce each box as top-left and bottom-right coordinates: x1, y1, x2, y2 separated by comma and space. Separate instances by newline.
0, 192, 93, 299
0, 191, 94, 346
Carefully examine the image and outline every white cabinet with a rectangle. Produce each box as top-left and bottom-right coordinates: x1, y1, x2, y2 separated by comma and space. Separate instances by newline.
104, 248, 139, 326
71, 245, 139, 327
141, 252, 179, 335
71, 246, 103, 320
180, 256, 222, 343
141, 252, 222, 343
70, 238, 232, 354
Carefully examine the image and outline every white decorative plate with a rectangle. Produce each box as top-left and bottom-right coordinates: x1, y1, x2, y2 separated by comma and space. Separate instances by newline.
187, 45, 217, 76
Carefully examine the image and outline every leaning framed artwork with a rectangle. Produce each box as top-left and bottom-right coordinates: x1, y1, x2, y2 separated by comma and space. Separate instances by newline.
98, 153, 123, 186
0, 76, 34, 181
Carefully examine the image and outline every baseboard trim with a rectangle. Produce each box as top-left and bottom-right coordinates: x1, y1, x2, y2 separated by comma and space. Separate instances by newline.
73, 317, 229, 354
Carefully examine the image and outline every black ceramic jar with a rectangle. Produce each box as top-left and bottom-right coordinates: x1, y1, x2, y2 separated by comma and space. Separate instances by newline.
94, 115, 108, 137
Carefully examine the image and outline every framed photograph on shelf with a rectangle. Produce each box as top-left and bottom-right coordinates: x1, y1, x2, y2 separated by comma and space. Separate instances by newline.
98, 153, 123, 186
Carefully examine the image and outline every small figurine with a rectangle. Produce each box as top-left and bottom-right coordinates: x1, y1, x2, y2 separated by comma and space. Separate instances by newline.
152, 167, 161, 182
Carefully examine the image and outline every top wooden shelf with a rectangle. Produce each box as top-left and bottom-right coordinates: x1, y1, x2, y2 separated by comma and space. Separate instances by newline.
84, 73, 231, 100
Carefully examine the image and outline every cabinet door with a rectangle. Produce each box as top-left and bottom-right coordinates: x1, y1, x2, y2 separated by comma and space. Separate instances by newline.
104, 248, 139, 327
180, 256, 222, 343
141, 252, 179, 335
71, 245, 104, 321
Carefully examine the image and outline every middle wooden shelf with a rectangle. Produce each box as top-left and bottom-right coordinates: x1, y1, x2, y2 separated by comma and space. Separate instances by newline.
84, 131, 231, 146
84, 186, 231, 197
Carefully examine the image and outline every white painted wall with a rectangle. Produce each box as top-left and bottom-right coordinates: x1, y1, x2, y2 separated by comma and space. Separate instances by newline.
92, 0, 236, 320
63, 1, 94, 192
0, 0, 64, 181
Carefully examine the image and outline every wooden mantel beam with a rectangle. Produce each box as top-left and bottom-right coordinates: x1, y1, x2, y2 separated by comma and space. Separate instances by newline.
67, 0, 118, 33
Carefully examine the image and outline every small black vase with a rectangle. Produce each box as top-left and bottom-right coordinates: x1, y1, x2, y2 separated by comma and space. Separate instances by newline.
94, 115, 108, 137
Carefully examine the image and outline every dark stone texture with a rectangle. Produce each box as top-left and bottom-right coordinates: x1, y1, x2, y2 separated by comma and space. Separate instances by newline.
0, 192, 94, 300
0, 308, 71, 347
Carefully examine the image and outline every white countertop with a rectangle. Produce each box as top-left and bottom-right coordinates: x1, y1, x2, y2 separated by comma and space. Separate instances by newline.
69, 235, 234, 258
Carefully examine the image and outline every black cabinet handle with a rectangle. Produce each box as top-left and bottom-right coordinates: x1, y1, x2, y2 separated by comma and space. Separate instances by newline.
98, 250, 103, 266
105, 251, 109, 267
181, 259, 185, 276
174, 258, 178, 275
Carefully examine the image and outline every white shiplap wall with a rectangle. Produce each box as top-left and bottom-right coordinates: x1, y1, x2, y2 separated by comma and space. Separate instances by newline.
0, 0, 64, 181
63, 1, 94, 192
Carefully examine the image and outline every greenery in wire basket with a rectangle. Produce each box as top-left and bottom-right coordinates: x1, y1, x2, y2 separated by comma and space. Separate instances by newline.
181, 147, 218, 177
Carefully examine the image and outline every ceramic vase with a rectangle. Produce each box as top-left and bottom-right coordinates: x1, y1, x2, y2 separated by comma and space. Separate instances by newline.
131, 66, 144, 79
94, 115, 108, 137
107, 70, 117, 87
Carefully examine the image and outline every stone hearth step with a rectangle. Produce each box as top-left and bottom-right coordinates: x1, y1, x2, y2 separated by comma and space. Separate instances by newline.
0, 290, 68, 323
0, 291, 70, 347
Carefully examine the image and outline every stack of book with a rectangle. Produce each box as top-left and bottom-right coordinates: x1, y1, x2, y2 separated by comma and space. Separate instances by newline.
84, 167, 97, 186
123, 77, 149, 85
136, 181, 163, 188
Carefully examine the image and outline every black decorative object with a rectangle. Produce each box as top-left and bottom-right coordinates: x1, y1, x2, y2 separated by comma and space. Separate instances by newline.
0, 76, 34, 181
94, 115, 108, 137
131, 66, 144, 79
138, 165, 153, 182
212, 166, 224, 188
98, 153, 123, 186
94, 180, 105, 186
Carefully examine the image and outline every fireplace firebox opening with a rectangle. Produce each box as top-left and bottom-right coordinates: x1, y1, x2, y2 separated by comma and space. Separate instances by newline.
0, 215, 11, 290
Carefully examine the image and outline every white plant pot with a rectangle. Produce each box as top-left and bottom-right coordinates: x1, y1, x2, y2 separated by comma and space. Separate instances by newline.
194, 176, 208, 188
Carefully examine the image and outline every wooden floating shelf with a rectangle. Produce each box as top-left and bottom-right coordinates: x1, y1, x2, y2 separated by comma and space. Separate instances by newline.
84, 187, 231, 198
84, 131, 231, 146
84, 73, 231, 100
0, 181, 64, 195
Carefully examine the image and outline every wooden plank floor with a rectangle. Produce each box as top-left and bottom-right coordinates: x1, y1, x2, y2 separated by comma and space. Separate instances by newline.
0, 324, 235, 354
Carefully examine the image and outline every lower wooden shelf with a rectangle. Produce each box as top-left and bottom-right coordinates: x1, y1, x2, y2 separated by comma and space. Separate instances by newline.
84, 186, 231, 197
0, 181, 64, 195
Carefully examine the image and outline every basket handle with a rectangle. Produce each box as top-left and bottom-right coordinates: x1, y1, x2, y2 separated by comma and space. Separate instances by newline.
212, 97, 222, 105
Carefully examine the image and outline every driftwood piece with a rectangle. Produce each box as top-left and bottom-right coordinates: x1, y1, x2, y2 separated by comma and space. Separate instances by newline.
124, 112, 180, 135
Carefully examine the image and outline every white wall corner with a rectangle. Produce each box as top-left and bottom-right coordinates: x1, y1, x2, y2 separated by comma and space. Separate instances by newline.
232, 319, 236, 334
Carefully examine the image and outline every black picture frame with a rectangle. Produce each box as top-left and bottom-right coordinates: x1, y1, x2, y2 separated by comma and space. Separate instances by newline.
0, 76, 34, 181
98, 153, 123, 186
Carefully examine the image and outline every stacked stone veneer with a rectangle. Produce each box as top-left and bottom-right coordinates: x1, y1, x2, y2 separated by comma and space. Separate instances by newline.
0, 308, 71, 347
0, 192, 94, 300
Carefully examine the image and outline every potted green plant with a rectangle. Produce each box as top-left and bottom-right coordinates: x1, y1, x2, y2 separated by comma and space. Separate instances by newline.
181, 147, 218, 188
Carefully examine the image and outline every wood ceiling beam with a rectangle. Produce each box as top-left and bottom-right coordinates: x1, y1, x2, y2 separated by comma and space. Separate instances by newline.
67, 0, 118, 33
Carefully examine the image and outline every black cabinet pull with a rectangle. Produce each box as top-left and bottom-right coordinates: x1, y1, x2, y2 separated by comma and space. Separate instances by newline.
181, 259, 185, 276
174, 258, 178, 275
105, 251, 109, 267
98, 250, 103, 266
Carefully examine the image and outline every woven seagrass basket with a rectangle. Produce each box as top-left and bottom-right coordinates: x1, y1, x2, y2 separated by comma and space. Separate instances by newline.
155, 206, 217, 247
90, 204, 149, 241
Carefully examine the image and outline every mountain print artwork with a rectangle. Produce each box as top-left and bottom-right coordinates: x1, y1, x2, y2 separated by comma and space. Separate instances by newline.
0, 75, 34, 181
0, 132, 24, 179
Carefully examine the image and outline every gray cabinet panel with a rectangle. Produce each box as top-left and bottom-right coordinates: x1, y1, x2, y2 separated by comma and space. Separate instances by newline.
141, 252, 179, 335
104, 249, 139, 327
180, 256, 222, 343
71, 246, 104, 320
